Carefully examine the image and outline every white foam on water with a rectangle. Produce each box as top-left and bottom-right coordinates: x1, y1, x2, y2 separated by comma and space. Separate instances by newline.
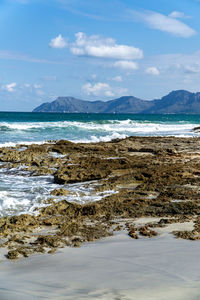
0, 166, 117, 216
73, 132, 128, 143
0, 122, 41, 130
0, 141, 46, 148
0, 120, 198, 133
49, 152, 66, 158
0, 171, 56, 216
0, 119, 200, 147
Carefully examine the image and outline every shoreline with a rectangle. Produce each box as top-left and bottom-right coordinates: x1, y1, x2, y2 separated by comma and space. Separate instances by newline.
0, 132, 199, 148
0, 136, 200, 259
1, 136, 200, 298
0, 230, 200, 300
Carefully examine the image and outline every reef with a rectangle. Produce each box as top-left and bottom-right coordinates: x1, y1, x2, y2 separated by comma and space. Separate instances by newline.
0, 136, 200, 259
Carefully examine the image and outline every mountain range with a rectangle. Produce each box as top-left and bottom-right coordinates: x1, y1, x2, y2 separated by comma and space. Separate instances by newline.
33, 90, 200, 114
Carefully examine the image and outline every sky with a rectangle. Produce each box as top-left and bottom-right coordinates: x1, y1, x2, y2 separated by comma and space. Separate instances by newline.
1, 0, 200, 111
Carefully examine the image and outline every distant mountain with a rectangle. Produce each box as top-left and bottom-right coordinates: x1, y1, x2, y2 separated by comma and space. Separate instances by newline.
33, 90, 200, 114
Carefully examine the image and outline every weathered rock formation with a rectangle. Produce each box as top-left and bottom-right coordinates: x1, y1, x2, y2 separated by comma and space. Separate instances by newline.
0, 136, 200, 259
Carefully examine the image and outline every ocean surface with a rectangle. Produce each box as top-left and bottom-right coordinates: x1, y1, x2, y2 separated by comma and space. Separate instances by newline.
1, 112, 200, 147
0, 112, 200, 217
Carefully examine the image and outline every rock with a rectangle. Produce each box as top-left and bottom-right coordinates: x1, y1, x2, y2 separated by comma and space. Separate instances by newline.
54, 159, 112, 184
7, 250, 20, 260
48, 248, 57, 254
35, 235, 61, 248
50, 188, 69, 196
128, 228, 139, 239
193, 126, 200, 132
139, 226, 158, 238
2, 136, 200, 260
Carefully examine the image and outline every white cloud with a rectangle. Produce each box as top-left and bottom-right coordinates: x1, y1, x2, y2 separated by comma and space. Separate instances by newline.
82, 82, 128, 98
49, 34, 67, 49
131, 10, 196, 38
145, 67, 160, 75
22, 83, 43, 90
82, 82, 114, 97
70, 32, 143, 60
112, 75, 123, 82
141, 51, 200, 84
2, 82, 17, 93
168, 11, 188, 19
183, 65, 200, 74
113, 60, 138, 70
148, 51, 200, 73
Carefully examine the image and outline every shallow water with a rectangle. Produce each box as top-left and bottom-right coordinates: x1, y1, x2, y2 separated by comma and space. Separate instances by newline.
0, 163, 116, 217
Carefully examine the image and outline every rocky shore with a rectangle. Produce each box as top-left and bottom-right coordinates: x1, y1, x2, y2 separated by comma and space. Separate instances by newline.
0, 136, 200, 259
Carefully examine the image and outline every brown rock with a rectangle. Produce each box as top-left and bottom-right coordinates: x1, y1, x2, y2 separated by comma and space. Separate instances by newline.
51, 188, 69, 196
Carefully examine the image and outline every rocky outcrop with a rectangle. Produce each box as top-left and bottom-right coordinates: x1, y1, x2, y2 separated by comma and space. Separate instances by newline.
1, 136, 200, 259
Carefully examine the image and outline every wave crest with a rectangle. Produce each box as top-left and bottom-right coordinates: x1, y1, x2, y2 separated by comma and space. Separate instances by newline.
0, 119, 199, 147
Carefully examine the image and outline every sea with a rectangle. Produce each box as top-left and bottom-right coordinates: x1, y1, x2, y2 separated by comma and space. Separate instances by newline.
1, 112, 200, 147
1, 112, 200, 217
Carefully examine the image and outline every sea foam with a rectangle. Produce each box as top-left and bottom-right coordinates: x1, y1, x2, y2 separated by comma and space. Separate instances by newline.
0, 118, 199, 147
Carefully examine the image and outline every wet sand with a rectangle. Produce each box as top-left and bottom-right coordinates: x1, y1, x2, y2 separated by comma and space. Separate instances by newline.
0, 228, 200, 300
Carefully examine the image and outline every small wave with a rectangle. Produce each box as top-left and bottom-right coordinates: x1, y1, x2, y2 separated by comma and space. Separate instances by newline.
0, 122, 41, 131
0, 119, 200, 148
73, 132, 128, 143
0, 119, 197, 132
0, 141, 46, 148
0, 125, 13, 132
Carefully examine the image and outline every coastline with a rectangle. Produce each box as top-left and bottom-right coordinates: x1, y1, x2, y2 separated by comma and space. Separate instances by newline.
0, 230, 200, 300
0, 136, 200, 255
1, 136, 200, 298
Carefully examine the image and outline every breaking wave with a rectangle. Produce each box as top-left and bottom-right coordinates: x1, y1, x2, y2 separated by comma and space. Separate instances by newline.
0, 113, 200, 147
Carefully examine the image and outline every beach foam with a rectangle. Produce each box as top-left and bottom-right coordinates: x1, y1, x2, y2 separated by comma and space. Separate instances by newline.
0, 165, 117, 216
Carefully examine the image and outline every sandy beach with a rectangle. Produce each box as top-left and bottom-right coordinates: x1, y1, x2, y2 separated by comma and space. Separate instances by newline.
0, 227, 200, 300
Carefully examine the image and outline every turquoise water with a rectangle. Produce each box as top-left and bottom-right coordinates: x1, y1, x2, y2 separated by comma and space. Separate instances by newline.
0, 112, 200, 146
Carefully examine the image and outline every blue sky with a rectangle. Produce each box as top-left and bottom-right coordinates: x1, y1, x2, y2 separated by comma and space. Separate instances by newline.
1, 0, 200, 111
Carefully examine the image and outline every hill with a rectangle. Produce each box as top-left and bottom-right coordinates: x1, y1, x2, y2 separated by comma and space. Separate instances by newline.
33, 90, 200, 114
